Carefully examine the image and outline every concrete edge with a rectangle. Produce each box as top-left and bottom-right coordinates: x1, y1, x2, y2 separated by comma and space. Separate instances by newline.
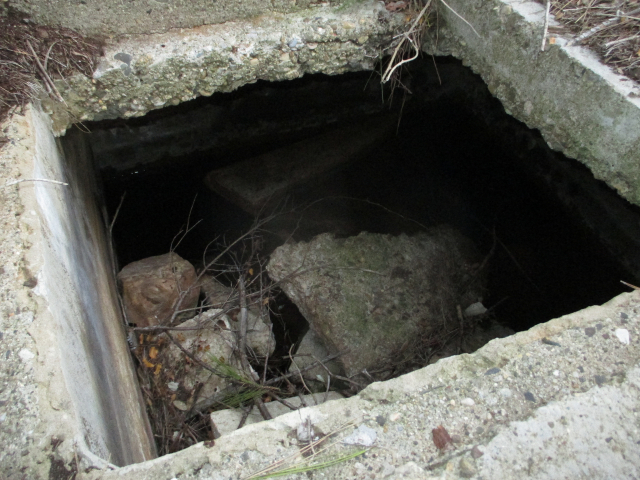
425, 0, 640, 206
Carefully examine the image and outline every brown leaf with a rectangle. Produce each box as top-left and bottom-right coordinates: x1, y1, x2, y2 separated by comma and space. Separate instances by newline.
142, 356, 155, 369
432, 425, 453, 451
385, 1, 408, 12
149, 346, 158, 359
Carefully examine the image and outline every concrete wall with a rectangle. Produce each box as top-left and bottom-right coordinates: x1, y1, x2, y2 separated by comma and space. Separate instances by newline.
424, 0, 640, 206
0, 106, 156, 478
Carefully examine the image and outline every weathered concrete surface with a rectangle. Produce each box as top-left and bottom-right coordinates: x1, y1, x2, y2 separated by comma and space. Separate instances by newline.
41, 1, 405, 132
5, 0, 348, 37
268, 229, 484, 378
84, 290, 640, 479
0, 105, 156, 479
424, 0, 640, 206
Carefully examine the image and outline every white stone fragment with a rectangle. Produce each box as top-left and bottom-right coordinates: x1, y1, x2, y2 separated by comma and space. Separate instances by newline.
465, 302, 487, 317
616, 329, 630, 345
18, 349, 35, 361
461, 398, 475, 406
343, 424, 377, 447
167, 382, 179, 391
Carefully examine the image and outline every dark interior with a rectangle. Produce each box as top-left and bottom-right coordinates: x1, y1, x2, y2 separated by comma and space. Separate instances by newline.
89, 56, 636, 334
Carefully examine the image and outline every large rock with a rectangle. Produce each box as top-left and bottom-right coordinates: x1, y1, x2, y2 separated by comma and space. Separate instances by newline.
164, 307, 276, 411
267, 227, 485, 378
118, 253, 200, 328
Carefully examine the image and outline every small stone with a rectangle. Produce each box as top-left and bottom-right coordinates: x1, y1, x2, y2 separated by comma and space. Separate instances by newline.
615, 328, 630, 345
343, 424, 377, 447
173, 400, 188, 411
389, 412, 401, 421
167, 382, 179, 391
471, 445, 484, 458
485, 367, 501, 375
381, 463, 395, 477
459, 457, 476, 478
376, 415, 386, 426
594, 375, 606, 386
499, 388, 512, 398
461, 398, 475, 406
18, 349, 35, 361
524, 391, 536, 402
585, 327, 596, 337
464, 302, 487, 317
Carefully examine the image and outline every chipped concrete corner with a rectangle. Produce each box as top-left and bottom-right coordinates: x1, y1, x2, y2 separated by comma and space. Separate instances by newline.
425, 0, 640, 206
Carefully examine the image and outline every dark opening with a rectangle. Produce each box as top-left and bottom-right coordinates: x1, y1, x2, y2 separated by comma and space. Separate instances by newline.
90, 56, 636, 334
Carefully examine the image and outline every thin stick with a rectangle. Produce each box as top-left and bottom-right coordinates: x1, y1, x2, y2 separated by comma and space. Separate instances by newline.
439, 0, 481, 37
264, 352, 343, 386
541, 0, 551, 51
382, 0, 432, 83
2, 178, 69, 188
25, 40, 65, 103
289, 345, 313, 395
621, 280, 640, 290
109, 192, 126, 234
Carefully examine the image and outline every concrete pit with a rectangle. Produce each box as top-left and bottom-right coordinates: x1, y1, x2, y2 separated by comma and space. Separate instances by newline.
1, 0, 640, 478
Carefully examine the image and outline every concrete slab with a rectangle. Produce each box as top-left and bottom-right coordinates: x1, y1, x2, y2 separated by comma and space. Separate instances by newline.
84, 290, 640, 479
41, 1, 405, 132
4, 0, 351, 38
203, 116, 396, 214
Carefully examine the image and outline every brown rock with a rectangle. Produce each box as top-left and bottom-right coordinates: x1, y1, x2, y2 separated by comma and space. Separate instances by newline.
118, 253, 200, 328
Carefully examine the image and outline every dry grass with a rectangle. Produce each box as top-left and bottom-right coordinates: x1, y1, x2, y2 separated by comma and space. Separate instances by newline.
539, 0, 640, 82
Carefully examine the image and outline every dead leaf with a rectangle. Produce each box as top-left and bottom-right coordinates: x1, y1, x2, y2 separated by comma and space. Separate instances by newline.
248, 268, 254, 276
385, 1, 408, 12
149, 346, 158, 359
154, 364, 162, 375
142, 356, 155, 369
432, 425, 453, 451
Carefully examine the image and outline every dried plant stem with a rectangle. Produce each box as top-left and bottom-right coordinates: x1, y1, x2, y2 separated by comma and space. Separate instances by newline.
2, 178, 69, 188
382, 0, 433, 83
567, 6, 640, 46
542, 0, 552, 51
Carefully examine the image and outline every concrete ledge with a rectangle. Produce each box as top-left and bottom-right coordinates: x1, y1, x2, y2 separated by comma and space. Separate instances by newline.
46, 1, 404, 133
425, 0, 640, 206
86, 291, 640, 479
